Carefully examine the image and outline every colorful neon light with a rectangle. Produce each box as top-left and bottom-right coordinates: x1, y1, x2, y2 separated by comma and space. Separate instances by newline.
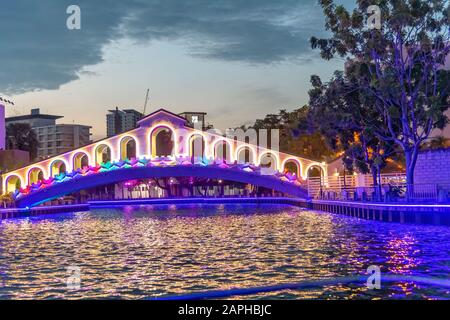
12, 157, 302, 200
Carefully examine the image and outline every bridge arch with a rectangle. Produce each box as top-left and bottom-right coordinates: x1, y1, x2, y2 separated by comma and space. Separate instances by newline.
187, 133, 207, 162
94, 143, 112, 165
72, 152, 90, 171
212, 139, 233, 163
281, 158, 302, 180
119, 136, 138, 161
258, 151, 279, 171
49, 159, 68, 177
27, 167, 45, 185
236, 145, 256, 165
305, 164, 325, 179
4, 175, 23, 194
150, 126, 176, 158
14, 166, 308, 208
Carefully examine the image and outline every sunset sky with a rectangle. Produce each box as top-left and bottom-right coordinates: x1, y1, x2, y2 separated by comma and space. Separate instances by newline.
0, 0, 352, 140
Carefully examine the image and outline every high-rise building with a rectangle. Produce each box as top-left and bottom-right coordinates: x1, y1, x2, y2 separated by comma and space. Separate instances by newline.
5, 108, 92, 160
106, 107, 143, 137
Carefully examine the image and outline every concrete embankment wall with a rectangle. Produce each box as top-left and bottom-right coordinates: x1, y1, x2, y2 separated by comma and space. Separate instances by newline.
305, 200, 450, 226
0, 204, 89, 220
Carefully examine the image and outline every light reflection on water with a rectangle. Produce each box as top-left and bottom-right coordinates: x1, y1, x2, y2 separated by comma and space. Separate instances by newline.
0, 204, 449, 299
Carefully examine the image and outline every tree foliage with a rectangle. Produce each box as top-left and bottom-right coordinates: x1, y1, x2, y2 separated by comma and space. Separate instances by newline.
311, 0, 450, 187
6, 123, 38, 160
244, 107, 336, 161
309, 71, 396, 185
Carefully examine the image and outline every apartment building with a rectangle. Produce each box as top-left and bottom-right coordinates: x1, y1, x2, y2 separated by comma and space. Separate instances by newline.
6, 108, 92, 160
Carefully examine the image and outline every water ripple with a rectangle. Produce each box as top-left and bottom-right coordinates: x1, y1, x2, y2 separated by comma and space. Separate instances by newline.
0, 204, 449, 299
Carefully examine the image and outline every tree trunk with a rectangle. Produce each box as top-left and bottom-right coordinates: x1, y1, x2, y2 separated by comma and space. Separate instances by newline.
371, 167, 378, 186
404, 147, 418, 202
371, 167, 380, 201
405, 150, 414, 185
377, 166, 382, 202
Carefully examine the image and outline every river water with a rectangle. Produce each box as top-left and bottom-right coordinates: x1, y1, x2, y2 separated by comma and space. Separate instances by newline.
0, 204, 449, 299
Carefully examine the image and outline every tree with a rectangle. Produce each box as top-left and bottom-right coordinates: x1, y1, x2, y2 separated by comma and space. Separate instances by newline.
311, 0, 450, 191
6, 123, 38, 160
288, 106, 337, 161
245, 107, 335, 161
308, 71, 396, 197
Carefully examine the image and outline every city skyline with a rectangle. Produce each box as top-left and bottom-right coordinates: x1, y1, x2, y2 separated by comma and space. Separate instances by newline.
0, 0, 350, 140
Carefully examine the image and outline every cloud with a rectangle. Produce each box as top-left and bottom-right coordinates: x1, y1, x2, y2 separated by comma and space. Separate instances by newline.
0, 0, 327, 94
0, 1, 124, 94
123, 0, 325, 63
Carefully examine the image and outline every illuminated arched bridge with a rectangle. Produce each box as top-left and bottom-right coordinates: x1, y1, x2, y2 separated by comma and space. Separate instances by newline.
1, 109, 327, 208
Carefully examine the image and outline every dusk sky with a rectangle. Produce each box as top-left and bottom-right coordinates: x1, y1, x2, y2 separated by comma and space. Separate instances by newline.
0, 0, 352, 140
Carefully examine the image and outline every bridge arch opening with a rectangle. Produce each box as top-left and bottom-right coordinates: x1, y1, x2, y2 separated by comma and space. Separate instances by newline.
189, 134, 205, 162
258, 152, 278, 171
213, 140, 232, 163
28, 168, 44, 185
306, 165, 324, 196
95, 144, 111, 165
307, 165, 324, 178
151, 127, 174, 158
236, 146, 255, 164
50, 160, 67, 177
120, 136, 137, 161
282, 159, 301, 179
5, 175, 22, 193
73, 152, 89, 171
